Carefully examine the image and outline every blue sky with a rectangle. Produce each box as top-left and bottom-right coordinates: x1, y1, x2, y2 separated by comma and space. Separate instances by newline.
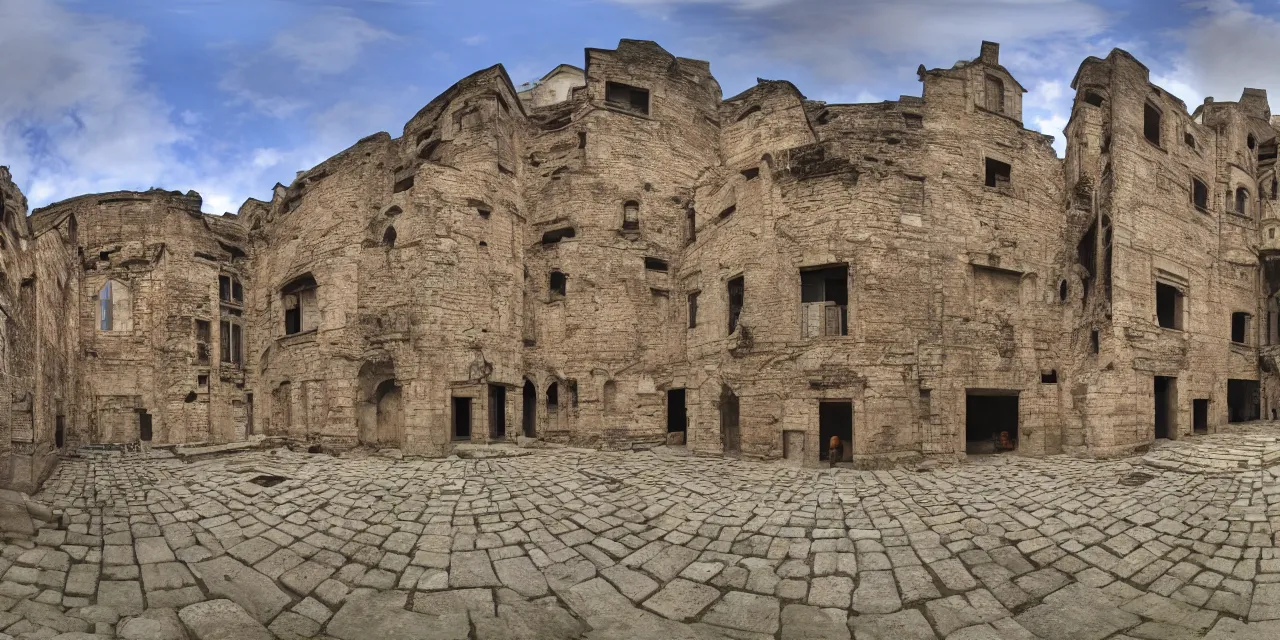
1, 0, 1278, 213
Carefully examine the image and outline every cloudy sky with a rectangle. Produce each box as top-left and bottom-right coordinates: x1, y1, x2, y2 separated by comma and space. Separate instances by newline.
0, 0, 1276, 213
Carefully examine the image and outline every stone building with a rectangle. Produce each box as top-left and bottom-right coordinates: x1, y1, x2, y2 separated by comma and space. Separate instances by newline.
1, 39, 1279, 483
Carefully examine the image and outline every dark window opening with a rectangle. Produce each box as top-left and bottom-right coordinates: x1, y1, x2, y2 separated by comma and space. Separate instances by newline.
686, 208, 697, 245
577, 132, 587, 149
741, 167, 760, 180
1083, 91, 1104, 107
1041, 370, 1058, 384
522, 380, 536, 438
1192, 178, 1209, 210
985, 158, 1011, 188
220, 320, 243, 365
1156, 282, 1184, 330
1185, 132, 1196, 149
1272, 179, 1278, 199
139, 411, 153, 442
818, 401, 853, 462
232, 280, 243, 303
1261, 141, 1278, 163
1193, 399, 1208, 434
1143, 103, 1161, 146
546, 382, 559, 415
382, 226, 397, 247
1091, 329, 1100, 353
1248, 134, 1257, 150
644, 257, 668, 272
478, 208, 491, 219
604, 81, 650, 115
282, 274, 317, 336
965, 391, 1018, 454
393, 176, 414, 193
219, 275, 232, 302
197, 375, 208, 390
1232, 312, 1250, 344
1236, 187, 1249, 215
719, 205, 736, 220
622, 201, 640, 230
55, 416, 65, 449
541, 227, 575, 245
1058, 279, 1068, 302
1077, 222, 1097, 305
195, 320, 211, 365
549, 271, 566, 299
688, 291, 699, 328
452, 397, 472, 440
1154, 376, 1176, 439
800, 265, 849, 337
488, 384, 507, 439
727, 276, 744, 335
1228, 379, 1260, 422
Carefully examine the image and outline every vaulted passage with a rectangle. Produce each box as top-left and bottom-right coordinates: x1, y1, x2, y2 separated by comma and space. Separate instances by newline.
966, 391, 1018, 454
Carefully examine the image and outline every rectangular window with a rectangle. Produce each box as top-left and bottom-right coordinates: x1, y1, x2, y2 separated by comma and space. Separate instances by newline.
644, 257, 668, 272
281, 274, 317, 336
197, 375, 209, 391
1232, 312, 1251, 344
984, 75, 1004, 113
800, 265, 849, 337
686, 208, 696, 245
688, 291, 699, 328
985, 158, 1011, 188
195, 320, 211, 365
727, 276, 744, 335
1144, 103, 1161, 146
232, 323, 242, 364
219, 275, 231, 302
1156, 282, 1184, 330
220, 320, 232, 363
549, 271, 566, 299
221, 320, 243, 364
1192, 178, 1208, 210
604, 81, 650, 116
284, 295, 301, 335
232, 279, 243, 303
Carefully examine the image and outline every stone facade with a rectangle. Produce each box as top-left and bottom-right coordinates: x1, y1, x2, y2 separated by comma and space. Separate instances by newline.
2, 39, 1280, 481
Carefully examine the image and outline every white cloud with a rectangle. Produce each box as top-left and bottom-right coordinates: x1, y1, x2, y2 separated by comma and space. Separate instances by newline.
271, 10, 393, 76
1154, 0, 1280, 109
462, 34, 487, 46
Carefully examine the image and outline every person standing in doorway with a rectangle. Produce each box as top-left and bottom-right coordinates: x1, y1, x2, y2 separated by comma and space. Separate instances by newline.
828, 435, 842, 467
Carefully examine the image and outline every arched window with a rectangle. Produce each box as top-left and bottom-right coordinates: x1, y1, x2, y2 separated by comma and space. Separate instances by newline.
383, 226, 397, 247
96, 279, 133, 332
1236, 187, 1249, 215
603, 380, 617, 414
622, 201, 640, 231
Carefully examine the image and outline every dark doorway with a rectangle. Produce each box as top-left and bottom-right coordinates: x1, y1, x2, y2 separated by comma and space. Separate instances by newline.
522, 380, 536, 437
55, 415, 65, 449
1154, 376, 1176, 439
1227, 379, 1260, 422
138, 411, 153, 442
1193, 399, 1208, 434
667, 389, 687, 434
818, 401, 853, 462
452, 397, 472, 440
720, 385, 740, 455
246, 394, 254, 436
488, 385, 507, 439
965, 392, 1018, 454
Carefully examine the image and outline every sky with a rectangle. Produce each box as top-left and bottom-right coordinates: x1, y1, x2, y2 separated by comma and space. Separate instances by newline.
1, 0, 1279, 214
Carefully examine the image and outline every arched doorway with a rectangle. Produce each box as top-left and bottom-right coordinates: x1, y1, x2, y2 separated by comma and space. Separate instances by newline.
522, 379, 536, 437
375, 379, 404, 447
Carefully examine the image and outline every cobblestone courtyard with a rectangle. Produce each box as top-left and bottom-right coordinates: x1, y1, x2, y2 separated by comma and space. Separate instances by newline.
4, 429, 1280, 639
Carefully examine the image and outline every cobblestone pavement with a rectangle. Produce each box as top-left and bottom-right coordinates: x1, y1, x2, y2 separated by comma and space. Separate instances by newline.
5, 430, 1280, 639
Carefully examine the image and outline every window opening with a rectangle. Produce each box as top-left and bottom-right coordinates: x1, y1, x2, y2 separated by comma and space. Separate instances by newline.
1232, 312, 1251, 344
1090, 329, 1100, 353
383, 226, 397, 247
727, 276, 744, 335
985, 158, 1011, 188
604, 81, 650, 115
800, 265, 849, 337
644, 257, 668, 272
1058, 280, 1068, 302
195, 320, 211, 365
1156, 282, 1184, 330
688, 291, 699, 328
686, 208, 697, 245
1249, 134, 1257, 150
393, 175, 414, 193
197, 375, 209, 391
1083, 91, 1104, 107
549, 271, 566, 299
741, 167, 760, 180
281, 274, 317, 335
719, 205, 736, 220
984, 75, 1004, 113
220, 320, 243, 365
622, 201, 639, 231
541, 227, 575, 245
1143, 103, 1161, 146
1185, 132, 1196, 149
1236, 187, 1249, 215
1192, 178, 1208, 210
1041, 370, 1058, 384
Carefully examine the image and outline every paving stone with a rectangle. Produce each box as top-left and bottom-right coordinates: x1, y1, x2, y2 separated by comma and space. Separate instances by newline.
326, 590, 468, 640
189, 556, 289, 624
178, 599, 273, 640
701, 591, 780, 634
642, 578, 720, 621
848, 608, 937, 640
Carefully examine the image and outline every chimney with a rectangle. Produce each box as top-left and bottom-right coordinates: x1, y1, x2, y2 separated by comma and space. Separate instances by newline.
980, 41, 1000, 65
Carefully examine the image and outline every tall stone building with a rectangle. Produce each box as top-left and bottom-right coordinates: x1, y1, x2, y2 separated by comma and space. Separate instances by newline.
1, 40, 1278, 486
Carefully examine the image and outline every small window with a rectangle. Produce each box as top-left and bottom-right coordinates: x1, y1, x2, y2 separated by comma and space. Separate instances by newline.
197, 375, 209, 391
219, 275, 243, 304
1143, 103, 1161, 146
383, 226, 397, 247
604, 81, 650, 116
800, 265, 849, 337
478, 208, 491, 219
1156, 282, 1184, 330
1185, 132, 1196, 149
622, 201, 640, 231
1248, 134, 1257, 151
686, 208, 696, 245
719, 205, 736, 220
984, 75, 1004, 113
549, 271, 566, 299
97, 280, 132, 332
220, 319, 242, 364
741, 167, 760, 181
1236, 187, 1249, 215
393, 175, 415, 193
985, 158, 1011, 188
1192, 178, 1209, 210
219, 275, 231, 302
1272, 179, 1278, 200
1058, 280, 1068, 302
644, 257, 668, 272
281, 274, 318, 336
1091, 329, 1100, 353
1232, 312, 1251, 344
195, 320, 211, 365
1040, 370, 1058, 384
727, 276, 744, 335
541, 227, 576, 245
1083, 91, 1104, 107
688, 291, 699, 328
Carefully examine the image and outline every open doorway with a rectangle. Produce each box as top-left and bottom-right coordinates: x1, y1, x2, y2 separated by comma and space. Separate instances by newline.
522, 380, 536, 437
818, 401, 853, 462
488, 385, 507, 439
452, 397, 472, 440
965, 391, 1018, 454
1227, 379, 1260, 422
1193, 398, 1208, 434
138, 410, 153, 442
1154, 376, 1176, 439
720, 385, 740, 455
667, 389, 687, 436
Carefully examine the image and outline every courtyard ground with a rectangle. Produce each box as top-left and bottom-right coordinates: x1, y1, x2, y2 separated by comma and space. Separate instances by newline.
3, 426, 1280, 638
